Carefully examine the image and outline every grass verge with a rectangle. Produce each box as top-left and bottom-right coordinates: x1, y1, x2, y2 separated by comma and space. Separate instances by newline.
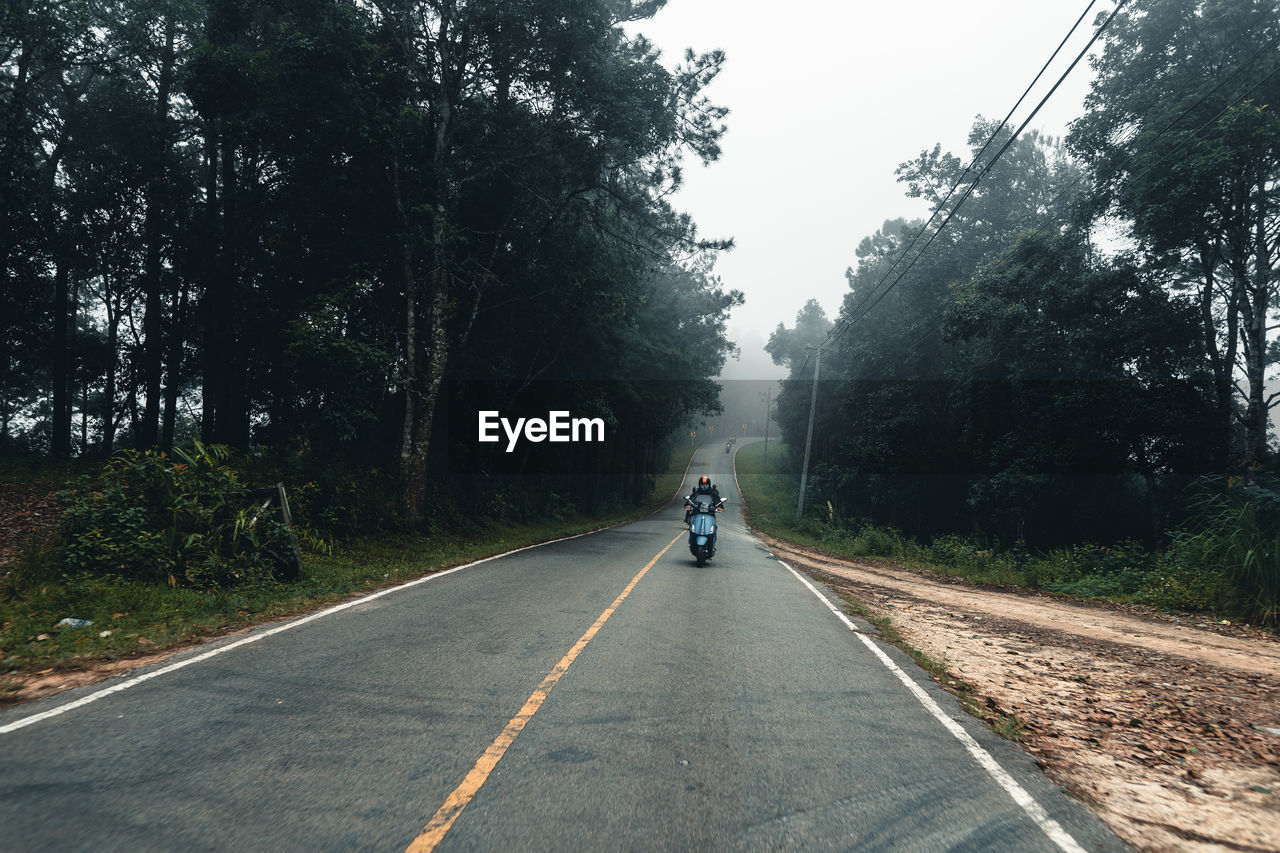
0, 445, 696, 695
734, 441, 1264, 623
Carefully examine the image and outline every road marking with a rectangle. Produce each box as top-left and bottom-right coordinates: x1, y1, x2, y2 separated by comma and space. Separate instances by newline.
406, 531, 684, 853
777, 560, 1088, 853
0, 526, 628, 736
670, 443, 699, 502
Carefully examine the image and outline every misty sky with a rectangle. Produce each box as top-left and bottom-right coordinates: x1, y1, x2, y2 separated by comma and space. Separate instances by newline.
627, 0, 1103, 379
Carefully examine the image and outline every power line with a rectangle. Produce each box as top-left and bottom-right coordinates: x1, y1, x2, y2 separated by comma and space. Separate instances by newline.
822, 0, 1130, 355
888, 56, 1280, 358
791, 0, 1127, 383
837, 0, 1102, 329
1019, 34, 1280, 246
835, 26, 1280, 363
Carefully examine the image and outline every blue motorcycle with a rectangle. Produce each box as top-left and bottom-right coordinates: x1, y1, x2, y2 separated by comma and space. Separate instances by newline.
685, 495, 725, 567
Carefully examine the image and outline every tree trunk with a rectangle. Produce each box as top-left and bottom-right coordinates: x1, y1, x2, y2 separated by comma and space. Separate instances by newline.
403, 281, 449, 522
1246, 171, 1275, 466
392, 154, 420, 518
201, 118, 219, 441
399, 3, 457, 524
161, 272, 189, 450
52, 255, 71, 457
1197, 243, 1231, 468
0, 40, 32, 288
79, 373, 88, 455
101, 292, 119, 455
1245, 297, 1266, 467
200, 115, 248, 447
217, 130, 246, 446
139, 14, 177, 448
73, 277, 86, 454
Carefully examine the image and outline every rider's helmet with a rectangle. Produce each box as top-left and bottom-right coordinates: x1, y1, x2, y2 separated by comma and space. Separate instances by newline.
697, 476, 712, 493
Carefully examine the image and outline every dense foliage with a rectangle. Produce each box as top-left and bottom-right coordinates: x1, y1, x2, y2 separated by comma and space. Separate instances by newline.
767, 0, 1280, 620
1, 0, 740, 523
59, 442, 297, 588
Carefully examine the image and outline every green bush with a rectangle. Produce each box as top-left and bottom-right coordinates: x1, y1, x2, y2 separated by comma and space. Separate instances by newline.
233, 449, 398, 538
1164, 480, 1280, 625
851, 525, 903, 558
1140, 564, 1239, 614
812, 519, 916, 561
58, 442, 297, 588
1035, 541, 1157, 601
930, 534, 987, 572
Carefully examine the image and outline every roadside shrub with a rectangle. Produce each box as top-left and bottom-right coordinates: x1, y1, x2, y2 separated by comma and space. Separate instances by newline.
814, 520, 915, 560
929, 534, 985, 572
1037, 541, 1157, 601
58, 443, 297, 588
234, 449, 398, 537
1140, 564, 1238, 614
1163, 479, 1280, 625
292, 465, 398, 537
851, 525, 903, 558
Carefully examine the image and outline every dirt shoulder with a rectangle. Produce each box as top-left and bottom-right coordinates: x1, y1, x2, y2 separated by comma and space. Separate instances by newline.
760, 533, 1280, 853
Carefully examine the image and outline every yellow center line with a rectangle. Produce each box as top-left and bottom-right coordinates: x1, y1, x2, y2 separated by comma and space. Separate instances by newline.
406, 530, 685, 853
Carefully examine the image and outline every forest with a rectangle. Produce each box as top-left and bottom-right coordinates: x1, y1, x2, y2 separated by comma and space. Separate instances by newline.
0, 0, 742, 527
767, 0, 1280, 620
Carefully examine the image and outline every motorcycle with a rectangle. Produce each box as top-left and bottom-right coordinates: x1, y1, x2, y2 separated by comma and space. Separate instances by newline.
724, 441, 731, 454
685, 495, 725, 567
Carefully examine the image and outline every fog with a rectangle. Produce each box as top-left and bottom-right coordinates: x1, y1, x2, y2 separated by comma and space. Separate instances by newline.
628, 0, 1100, 380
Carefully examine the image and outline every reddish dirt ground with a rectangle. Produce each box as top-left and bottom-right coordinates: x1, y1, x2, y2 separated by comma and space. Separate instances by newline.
761, 534, 1280, 853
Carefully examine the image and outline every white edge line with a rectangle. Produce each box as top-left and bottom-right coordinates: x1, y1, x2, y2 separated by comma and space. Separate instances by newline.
0, 525, 615, 736
732, 443, 1085, 852
670, 442, 699, 504
775, 559, 1088, 853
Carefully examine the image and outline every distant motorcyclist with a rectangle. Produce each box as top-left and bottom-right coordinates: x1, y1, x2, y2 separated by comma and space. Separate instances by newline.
685, 475, 721, 522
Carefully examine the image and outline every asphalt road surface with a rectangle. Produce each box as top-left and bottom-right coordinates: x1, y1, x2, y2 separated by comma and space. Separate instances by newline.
0, 442, 1127, 851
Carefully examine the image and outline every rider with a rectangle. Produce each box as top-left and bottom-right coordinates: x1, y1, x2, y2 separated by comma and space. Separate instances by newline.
685, 475, 722, 522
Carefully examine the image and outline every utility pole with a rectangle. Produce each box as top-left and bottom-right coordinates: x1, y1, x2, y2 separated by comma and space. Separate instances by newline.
762, 387, 771, 465
796, 347, 820, 524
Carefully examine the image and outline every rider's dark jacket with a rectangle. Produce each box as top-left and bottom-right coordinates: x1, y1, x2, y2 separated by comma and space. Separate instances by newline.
687, 483, 721, 505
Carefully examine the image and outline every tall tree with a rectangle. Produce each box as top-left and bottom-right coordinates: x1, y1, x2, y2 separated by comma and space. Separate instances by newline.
0, 0, 98, 453
369, 0, 728, 522
766, 298, 833, 375
0, 0, 742, 532
1068, 0, 1280, 466
943, 232, 1215, 545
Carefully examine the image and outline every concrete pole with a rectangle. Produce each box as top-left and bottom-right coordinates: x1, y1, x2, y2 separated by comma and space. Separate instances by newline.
796, 348, 820, 525
762, 387, 771, 465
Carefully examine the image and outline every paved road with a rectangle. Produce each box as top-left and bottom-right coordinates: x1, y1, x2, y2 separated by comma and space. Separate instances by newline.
0, 443, 1126, 851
